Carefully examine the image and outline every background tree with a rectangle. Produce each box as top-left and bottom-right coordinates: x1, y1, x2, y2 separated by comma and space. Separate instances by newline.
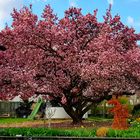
0, 5, 140, 124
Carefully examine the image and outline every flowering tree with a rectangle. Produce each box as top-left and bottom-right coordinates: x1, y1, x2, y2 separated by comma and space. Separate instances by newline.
0, 5, 140, 124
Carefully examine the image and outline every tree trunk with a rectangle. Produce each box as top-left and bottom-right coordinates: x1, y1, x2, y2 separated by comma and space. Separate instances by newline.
72, 116, 83, 125
63, 105, 84, 124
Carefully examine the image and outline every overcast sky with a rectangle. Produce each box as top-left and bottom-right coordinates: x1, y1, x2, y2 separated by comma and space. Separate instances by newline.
0, 0, 140, 34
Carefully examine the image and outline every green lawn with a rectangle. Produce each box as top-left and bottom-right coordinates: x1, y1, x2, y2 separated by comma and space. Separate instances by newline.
0, 117, 112, 124
87, 116, 112, 122
0, 118, 32, 124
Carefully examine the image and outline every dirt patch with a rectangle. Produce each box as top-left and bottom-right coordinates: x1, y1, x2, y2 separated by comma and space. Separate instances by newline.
0, 120, 112, 128
36, 120, 112, 128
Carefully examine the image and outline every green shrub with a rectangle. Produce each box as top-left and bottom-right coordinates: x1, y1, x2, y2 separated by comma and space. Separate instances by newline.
2, 127, 140, 138
107, 128, 140, 138
130, 118, 140, 128
90, 100, 113, 118
132, 109, 140, 118
118, 96, 133, 113
0, 128, 96, 137
0, 129, 9, 136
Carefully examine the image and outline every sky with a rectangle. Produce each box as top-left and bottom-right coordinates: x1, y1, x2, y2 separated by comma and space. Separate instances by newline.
0, 0, 140, 34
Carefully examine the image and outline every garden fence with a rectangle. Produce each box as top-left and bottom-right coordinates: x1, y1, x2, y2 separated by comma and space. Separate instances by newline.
0, 101, 20, 117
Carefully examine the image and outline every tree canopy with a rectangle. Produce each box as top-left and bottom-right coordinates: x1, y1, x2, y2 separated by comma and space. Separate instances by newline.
0, 5, 140, 123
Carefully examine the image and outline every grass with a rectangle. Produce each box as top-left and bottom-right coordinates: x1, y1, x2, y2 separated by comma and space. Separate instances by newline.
0, 127, 97, 137
0, 118, 30, 124
87, 116, 112, 122
0, 116, 112, 124
1, 127, 140, 138
1, 117, 140, 137
107, 128, 140, 138
0, 118, 71, 124
0, 118, 75, 128
0, 117, 111, 128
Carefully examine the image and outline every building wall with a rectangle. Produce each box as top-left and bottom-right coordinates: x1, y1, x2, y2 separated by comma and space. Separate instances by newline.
45, 107, 88, 119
